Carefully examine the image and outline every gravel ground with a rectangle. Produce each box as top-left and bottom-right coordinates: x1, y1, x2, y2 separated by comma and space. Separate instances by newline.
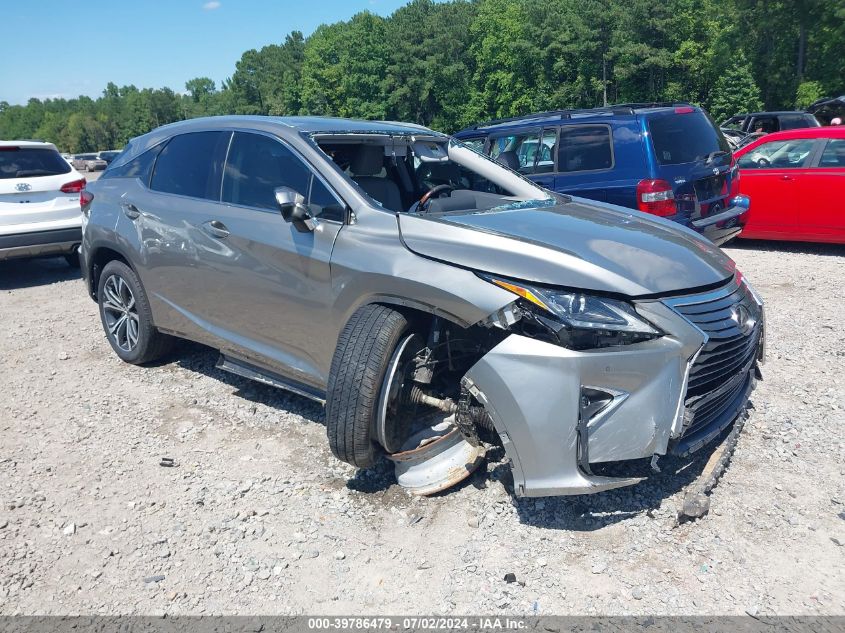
1, 239, 843, 616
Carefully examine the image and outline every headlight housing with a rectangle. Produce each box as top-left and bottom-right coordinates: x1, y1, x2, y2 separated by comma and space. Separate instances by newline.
481, 275, 662, 350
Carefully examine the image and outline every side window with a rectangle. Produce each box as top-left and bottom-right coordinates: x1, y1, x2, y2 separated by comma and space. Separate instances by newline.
737, 138, 816, 169
308, 177, 346, 222
102, 144, 163, 185
779, 115, 810, 131
460, 138, 486, 153
223, 132, 343, 219
818, 139, 845, 168
489, 132, 543, 174
750, 117, 778, 134
535, 129, 557, 174
557, 125, 613, 173
150, 132, 228, 200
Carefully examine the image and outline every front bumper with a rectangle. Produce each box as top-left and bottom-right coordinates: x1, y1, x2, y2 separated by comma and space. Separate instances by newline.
0, 227, 82, 262
464, 277, 763, 497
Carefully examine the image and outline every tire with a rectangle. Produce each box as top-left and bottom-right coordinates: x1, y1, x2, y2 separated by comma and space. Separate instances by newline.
97, 259, 173, 364
326, 304, 413, 468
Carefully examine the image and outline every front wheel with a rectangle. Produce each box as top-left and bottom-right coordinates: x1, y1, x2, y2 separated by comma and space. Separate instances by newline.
97, 260, 172, 364
326, 305, 421, 468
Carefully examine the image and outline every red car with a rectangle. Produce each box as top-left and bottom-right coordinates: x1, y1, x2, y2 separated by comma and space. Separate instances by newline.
733, 127, 845, 243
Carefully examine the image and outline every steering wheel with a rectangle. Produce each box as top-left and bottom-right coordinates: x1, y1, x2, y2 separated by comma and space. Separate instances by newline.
417, 184, 455, 213
756, 156, 771, 168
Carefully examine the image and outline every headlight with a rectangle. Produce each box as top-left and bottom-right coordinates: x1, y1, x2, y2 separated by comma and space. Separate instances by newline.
481, 274, 661, 350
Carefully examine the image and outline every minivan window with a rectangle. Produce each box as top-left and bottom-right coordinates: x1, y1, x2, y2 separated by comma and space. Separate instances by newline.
489, 132, 549, 174
0, 147, 71, 179
222, 132, 343, 219
648, 111, 730, 165
150, 131, 228, 200
102, 144, 163, 184
557, 125, 613, 172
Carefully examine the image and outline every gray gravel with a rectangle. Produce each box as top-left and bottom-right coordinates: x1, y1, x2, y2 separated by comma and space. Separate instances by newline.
0, 239, 843, 615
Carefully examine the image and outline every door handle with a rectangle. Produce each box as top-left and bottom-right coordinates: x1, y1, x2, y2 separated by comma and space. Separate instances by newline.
780, 175, 793, 181
202, 220, 230, 238
121, 203, 141, 219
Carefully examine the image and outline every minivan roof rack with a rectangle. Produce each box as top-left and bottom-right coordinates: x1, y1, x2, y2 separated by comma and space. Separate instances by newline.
464, 102, 694, 131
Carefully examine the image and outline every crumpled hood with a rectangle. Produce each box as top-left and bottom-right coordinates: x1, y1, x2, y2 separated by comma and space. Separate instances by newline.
398, 199, 735, 297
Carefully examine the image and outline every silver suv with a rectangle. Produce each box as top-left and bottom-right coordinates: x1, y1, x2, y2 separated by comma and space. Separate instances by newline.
80, 116, 765, 497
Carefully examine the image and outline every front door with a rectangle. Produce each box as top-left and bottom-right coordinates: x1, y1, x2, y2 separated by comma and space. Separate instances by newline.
736, 137, 817, 236
194, 131, 345, 387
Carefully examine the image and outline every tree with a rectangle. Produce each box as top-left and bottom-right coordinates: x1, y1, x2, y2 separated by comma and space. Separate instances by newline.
707, 54, 763, 122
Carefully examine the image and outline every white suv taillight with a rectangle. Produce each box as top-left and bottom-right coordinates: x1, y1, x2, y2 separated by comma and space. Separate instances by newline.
60, 178, 87, 194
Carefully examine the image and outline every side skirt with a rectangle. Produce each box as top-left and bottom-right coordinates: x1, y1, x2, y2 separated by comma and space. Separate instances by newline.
216, 355, 326, 404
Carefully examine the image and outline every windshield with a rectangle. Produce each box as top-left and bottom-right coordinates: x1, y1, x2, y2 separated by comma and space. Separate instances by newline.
649, 111, 730, 165
314, 135, 552, 215
0, 146, 72, 179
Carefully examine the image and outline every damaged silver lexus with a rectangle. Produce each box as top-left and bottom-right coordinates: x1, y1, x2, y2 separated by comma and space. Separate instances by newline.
81, 116, 764, 497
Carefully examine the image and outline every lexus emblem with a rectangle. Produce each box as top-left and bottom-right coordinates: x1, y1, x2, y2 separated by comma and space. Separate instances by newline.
15, 183, 32, 192
730, 304, 755, 335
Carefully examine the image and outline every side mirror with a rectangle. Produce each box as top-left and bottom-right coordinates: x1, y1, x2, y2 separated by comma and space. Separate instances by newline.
275, 186, 317, 233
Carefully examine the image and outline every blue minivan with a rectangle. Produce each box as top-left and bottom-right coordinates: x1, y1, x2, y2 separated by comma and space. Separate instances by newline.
454, 103, 748, 245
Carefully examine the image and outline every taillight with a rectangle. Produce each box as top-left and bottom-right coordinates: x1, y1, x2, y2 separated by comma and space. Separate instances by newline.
80, 190, 94, 211
637, 179, 676, 217
674, 106, 695, 114
60, 178, 86, 193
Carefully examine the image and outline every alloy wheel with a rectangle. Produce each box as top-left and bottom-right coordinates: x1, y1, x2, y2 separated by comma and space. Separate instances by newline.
101, 274, 140, 352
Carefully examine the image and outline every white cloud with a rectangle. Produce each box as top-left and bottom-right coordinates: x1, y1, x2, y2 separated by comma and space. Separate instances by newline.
202, 1, 221, 10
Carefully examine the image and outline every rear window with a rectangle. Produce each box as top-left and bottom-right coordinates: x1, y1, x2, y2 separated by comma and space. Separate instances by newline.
648, 111, 729, 165
0, 147, 72, 179
150, 132, 229, 200
557, 125, 613, 172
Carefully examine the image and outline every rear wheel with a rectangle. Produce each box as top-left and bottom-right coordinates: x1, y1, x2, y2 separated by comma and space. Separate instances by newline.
97, 260, 172, 364
326, 305, 422, 468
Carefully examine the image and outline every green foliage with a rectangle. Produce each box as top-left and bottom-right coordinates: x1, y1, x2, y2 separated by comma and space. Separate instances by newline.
1, 0, 842, 149
707, 54, 763, 123
795, 80, 825, 109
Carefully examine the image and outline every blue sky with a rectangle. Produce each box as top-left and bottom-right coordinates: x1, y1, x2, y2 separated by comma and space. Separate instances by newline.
0, 0, 415, 105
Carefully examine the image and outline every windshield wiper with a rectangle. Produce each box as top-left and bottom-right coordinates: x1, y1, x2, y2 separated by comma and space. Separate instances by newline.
702, 150, 730, 165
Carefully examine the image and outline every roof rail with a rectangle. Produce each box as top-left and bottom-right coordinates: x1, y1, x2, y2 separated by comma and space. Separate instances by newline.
464, 102, 694, 131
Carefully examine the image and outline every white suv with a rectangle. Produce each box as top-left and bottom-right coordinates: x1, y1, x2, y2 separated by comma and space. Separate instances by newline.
0, 140, 86, 266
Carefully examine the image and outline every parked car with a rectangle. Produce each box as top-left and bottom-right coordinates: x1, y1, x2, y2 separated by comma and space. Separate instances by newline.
720, 111, 819, 136
72, 154, 108, 172
97, 150, 122, 164
732, 127, 845, 244
807, 96, 845, 126
0, 140, 86, 266
454, 103, 747, 246
81, 116, 764, 498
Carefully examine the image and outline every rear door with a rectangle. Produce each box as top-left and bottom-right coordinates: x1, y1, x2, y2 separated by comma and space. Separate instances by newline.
796, 138, 845, 239
552, 123, 617, 203
736, 137, 818, 236
129, 130, 231, 340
